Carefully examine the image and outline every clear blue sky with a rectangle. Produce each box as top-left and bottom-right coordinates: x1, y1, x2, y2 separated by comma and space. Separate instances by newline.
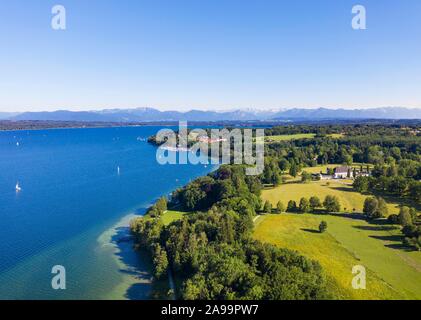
0, 0, 420, 112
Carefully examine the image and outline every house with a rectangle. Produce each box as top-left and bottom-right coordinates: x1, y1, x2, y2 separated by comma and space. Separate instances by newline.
333, 166, 352, 179
314, 172, 333, 180
315, 165, 370, 180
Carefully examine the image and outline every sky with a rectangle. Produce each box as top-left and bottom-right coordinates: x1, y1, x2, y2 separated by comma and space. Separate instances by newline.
0, 0, 420, 112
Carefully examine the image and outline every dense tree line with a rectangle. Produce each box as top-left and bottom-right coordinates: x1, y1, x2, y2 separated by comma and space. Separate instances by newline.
268, 195, 340, 214
265, 123, 421, 138
265, 125, 420, 170
386, 206, 421, 251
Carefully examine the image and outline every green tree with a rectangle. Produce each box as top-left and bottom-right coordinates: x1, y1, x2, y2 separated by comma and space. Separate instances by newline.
399, 206, 413, 226
289, 163, 298, 177
389, 176, 408, 196
409, 208, 418, 223
263, 158, 283, 186
363, 197, 378, 219
156, 196, 168, 212
319, 221, 328, 233
279, 158, 290, 172
287, 200, 297, 212
299, 197, 310, 213
409, 181, 421, 203
353, 176, 369, 193
153, 244, 169, 279
323, 195, 341, 213
147, 205, 161, 218
375, 197, 388, 218
276, 201, 285, 214
263, 201, 272, 214
301, 171, 312, 183
309, 196, 322, 211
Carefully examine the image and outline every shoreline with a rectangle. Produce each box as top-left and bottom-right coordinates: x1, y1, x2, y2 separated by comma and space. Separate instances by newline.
102, 162, 220, 300
97, 212, 153, 300
127, 163, 220, 299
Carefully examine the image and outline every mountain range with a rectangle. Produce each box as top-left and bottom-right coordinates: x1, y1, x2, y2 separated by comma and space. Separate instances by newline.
2, 107, 421, 122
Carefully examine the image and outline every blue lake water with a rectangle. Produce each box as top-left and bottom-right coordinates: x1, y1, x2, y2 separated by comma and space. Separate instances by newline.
0, 126, 213, 299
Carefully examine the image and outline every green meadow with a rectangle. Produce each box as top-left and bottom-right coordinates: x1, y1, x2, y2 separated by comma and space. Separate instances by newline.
256, 133, 344, 143
263, 133, 316, 142
161, 210, 187, 226
256, 181, 421, 299
143, 209, 188, 226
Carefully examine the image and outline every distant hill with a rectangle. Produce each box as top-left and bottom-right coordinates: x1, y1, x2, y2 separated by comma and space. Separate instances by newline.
6, 107, 421, 122
0, 112, 19, 119
272, 107, 421, 120
11, 108, 277, 122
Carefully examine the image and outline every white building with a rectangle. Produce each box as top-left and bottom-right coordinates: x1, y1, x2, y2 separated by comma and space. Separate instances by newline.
333, 166, 351, 179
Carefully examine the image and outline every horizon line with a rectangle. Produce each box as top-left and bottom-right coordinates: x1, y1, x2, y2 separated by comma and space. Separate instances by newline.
2, 106, 421, 114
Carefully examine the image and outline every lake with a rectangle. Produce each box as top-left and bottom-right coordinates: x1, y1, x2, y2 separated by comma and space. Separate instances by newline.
0, 126, 213, 299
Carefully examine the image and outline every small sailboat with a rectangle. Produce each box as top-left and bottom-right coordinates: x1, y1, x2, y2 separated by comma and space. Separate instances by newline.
15, 182, 21, 192
117, 166, 121, 175
16, 142, 20, 147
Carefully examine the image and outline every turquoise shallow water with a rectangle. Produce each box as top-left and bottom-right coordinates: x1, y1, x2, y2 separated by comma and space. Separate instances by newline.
0, 126, 213, 299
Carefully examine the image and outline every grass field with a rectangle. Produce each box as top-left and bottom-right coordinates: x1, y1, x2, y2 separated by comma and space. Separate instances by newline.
160, 210, 187, 226
328, 133, 345, 139
262, 180, 401, 215
263, 133, 316, 142
258, 133, 344, 143
142, 209, 188, 226
257, 181, 421, 299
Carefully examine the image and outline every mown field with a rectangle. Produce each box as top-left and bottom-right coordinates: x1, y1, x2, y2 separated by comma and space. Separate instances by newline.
161, 210, 187, 226
256, 181, 421, 299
